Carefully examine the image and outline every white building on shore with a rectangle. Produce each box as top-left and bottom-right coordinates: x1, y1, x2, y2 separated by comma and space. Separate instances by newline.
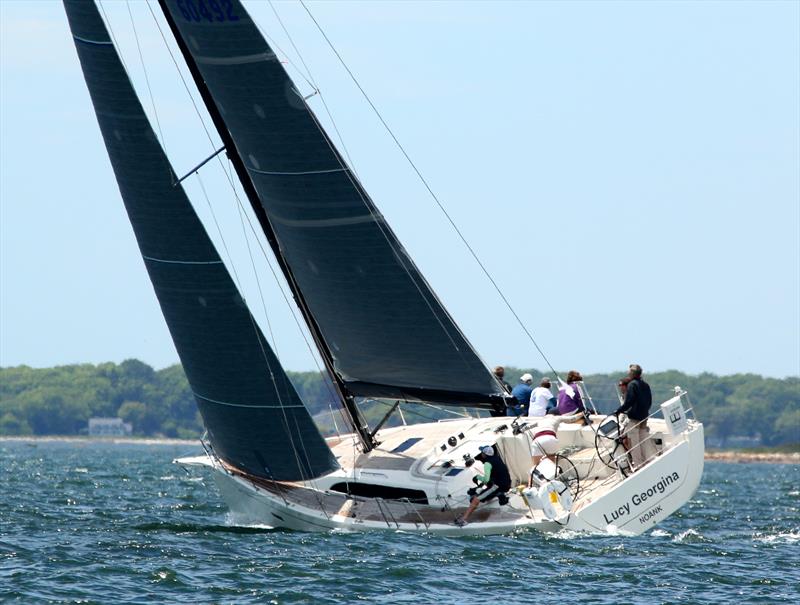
88, 417, 133, 437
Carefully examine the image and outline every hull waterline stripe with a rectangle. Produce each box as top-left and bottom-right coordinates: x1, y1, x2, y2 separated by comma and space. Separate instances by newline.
143, 255, 223, 265
73, 34, 113, 46
193, 391, 306, 409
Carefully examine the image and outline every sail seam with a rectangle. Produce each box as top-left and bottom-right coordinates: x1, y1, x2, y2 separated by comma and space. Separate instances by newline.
97, 109, 147, 121
195, 52, 276, 66
142, 255, 223, 265
194, 392, 305, 409
72, 34, 112, 46
248, 167, 347, 176
268, 214, 375, 228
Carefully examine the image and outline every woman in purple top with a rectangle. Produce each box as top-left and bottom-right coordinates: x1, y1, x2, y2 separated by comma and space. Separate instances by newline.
556, 370, 585, 414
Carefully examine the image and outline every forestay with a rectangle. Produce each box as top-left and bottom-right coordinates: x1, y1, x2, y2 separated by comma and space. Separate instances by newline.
159, 0, 507, 408
64, 0, 337, 481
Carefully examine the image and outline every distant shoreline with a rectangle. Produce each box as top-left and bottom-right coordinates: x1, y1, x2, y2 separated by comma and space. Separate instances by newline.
2, 436, 798, 463
0, 435, 199, 446
704, 450, 799, 464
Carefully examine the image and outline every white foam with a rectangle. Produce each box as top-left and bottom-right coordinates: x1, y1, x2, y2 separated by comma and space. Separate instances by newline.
550, 528, 585, 540
672, 528, 701, 543
754, 531, 800, 544
225, 512, 274, 530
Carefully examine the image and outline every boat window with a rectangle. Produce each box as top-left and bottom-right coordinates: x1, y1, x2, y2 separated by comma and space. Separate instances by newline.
390, 437, 422, 453
329, 482, 429, 504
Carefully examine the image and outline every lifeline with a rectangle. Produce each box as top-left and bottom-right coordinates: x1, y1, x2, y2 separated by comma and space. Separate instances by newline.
631, 471, 680, 506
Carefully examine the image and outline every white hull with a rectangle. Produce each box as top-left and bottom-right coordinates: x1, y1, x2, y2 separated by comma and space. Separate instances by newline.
178, 408, 704, 536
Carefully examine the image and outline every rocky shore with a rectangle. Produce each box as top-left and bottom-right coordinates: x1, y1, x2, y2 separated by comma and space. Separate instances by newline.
705, 450, 799, 464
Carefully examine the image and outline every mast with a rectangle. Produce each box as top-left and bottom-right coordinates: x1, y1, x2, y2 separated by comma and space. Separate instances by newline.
63, 0, 338, 480
156, 0, 376, 451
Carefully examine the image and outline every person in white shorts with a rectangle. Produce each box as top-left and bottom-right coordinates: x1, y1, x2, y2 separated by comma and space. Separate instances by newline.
526, 411, 583, 486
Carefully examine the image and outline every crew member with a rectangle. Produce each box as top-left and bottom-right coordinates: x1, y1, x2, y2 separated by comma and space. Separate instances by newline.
529, 377, 556, 417
456, 445, 511, 526
557, 370, 585, 415
491, 366, 512, 417
526, 411, 583, 486
509, 373, 534, 416
494, 366, 512, 393
615, 363, 653, 470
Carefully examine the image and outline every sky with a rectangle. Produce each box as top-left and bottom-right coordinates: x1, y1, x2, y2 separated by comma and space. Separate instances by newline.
1, 0, 798, 379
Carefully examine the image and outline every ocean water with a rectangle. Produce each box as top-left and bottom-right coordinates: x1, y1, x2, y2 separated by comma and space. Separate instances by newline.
1, 441, 797, 604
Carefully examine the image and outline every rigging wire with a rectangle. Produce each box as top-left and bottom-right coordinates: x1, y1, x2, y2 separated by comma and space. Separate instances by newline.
98, 1, 130, 75
145, 1, 219, 150
194, 173, 251, 301
126, 1, 168, 158
226, 175, 281, 358
264, 0, 357, 171
226, 164, 352, 432
298, 0, 560, 380
144, 0, 354, 438
252, 6, 512, 382
145, 2, 471, 433
248, 0, 475, 370
129, 3, 329, 479
367, 398, 467, 424
286, 56, 477, 370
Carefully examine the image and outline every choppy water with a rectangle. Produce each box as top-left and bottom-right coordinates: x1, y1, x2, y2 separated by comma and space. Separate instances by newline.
1, 441, 798, 604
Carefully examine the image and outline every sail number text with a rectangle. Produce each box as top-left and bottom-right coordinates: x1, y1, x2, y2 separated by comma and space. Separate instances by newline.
176, 0, 239, 22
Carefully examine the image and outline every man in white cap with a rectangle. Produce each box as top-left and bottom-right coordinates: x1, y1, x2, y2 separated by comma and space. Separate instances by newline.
455, 445, 512, 526
508, 373, 534, 416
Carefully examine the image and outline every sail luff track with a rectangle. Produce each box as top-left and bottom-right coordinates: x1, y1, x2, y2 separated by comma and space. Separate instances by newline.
63, 0, 338, 480
156, 0, 510, 414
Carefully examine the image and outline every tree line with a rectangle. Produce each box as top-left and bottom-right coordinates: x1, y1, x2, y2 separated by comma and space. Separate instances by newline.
0, 361, 797, 447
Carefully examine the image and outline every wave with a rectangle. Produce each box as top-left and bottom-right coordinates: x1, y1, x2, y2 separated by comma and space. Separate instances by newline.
134, 521, 276, 534
672, 528, 705, 543
753, 531, 800, 544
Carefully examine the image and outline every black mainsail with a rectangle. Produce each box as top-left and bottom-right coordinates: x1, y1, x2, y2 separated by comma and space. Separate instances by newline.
63, 0, 337, 481
157, 0, 508, 411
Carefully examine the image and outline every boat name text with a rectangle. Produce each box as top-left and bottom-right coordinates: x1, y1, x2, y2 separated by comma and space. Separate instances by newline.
602, 472, 680, 526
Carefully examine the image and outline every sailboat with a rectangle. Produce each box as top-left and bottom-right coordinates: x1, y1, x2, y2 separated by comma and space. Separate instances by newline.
63, 0, 704, 535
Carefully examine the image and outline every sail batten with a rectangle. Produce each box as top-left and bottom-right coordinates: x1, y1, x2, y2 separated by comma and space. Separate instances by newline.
64, 0, 338, 480
159, 0, 507, 410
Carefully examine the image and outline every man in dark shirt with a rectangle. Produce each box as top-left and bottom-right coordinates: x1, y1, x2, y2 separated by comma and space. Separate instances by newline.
491, 366, 512, 417
456, 445, 512, 526
615, 364, 653, 470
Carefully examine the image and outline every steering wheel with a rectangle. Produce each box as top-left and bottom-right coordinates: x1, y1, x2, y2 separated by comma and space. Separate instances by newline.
594, 414, 631, 476
530, 453, 581, 502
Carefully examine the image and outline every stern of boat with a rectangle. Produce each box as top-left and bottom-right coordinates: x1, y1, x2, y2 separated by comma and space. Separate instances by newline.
571, 421, 704, 535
